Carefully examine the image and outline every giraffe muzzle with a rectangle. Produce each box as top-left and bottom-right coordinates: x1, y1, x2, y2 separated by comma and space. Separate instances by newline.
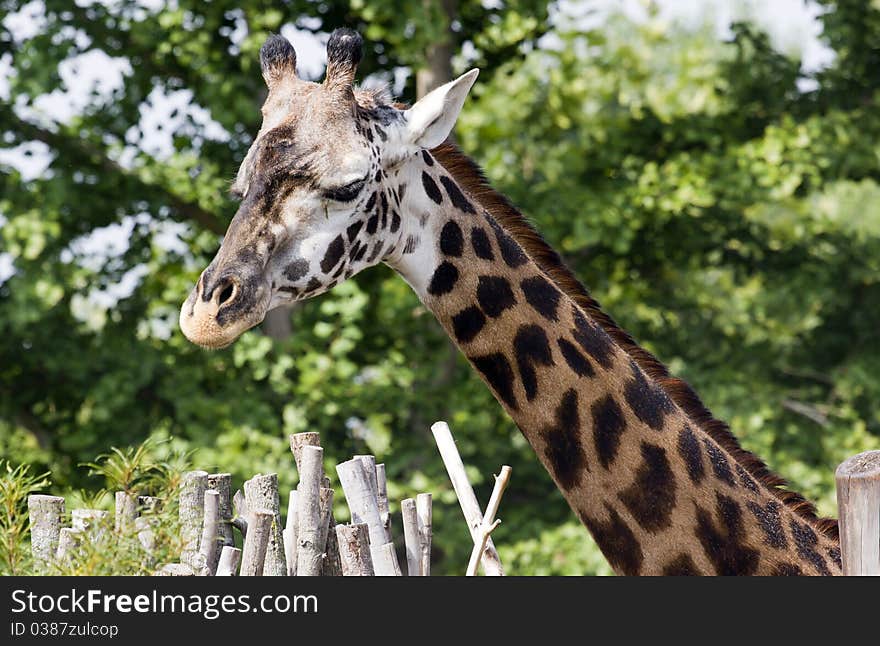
179, 268, 271, 349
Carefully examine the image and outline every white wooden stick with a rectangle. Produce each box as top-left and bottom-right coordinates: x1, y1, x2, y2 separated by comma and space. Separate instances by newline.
376, 463, 392, 541
430, 421, 504, 576
835, 450, 880, 575
179, 470, 208, 569
207, 473, 235, 549
335, 523, 374, 576
28, 495, 65, 569
240, 510, 273, 576
56, 527, 82, 563
283, 489, 298, 576
466, 466, 512, 576
216, 546, 242, 576
377, 542, 402, 576
401, 498, 421, 576
296, 446, 326, 576
199, 489, 221, 575
244, 473, 286, 576
114, 491, 138, 534
416, 493, 432, 577
336, 458, 400, 575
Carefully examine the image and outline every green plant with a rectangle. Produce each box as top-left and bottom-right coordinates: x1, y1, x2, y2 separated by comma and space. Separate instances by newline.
0, 460, 51, 575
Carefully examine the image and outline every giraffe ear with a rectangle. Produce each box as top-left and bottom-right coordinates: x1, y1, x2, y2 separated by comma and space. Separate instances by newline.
260, 34, 297, 89
401, 69, 479, 149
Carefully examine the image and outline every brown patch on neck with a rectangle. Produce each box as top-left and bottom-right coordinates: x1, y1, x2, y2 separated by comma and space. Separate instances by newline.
431, 142, 839, 542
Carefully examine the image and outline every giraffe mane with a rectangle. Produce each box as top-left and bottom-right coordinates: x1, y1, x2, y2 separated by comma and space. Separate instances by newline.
431, 141, 839, 541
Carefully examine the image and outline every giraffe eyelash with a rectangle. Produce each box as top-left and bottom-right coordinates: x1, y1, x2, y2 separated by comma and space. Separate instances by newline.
322, 178, 366, 202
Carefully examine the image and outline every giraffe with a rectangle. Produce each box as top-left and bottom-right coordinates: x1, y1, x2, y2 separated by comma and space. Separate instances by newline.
179, 29, 841, 575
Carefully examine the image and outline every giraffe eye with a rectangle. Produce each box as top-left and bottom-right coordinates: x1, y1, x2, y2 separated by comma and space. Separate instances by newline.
323, 178, 366, 203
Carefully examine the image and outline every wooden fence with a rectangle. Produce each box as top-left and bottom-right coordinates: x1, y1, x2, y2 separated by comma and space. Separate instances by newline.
27, 422, 512, 577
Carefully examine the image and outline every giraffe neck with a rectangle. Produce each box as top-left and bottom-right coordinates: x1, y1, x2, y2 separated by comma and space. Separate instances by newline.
385, 146, 840, 575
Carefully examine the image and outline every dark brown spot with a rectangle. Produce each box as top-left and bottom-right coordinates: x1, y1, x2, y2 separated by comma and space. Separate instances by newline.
427, 262, 458, 296
677, 426, 705, 485
695, 493, 759, 575
476, 275, 516, 318
571, 305, 614, 369
440, 221, 463, 257
541, 389, 586, 490
320, 235, 345, 273
746, 500, 787, 549
557, 338, 594, 378
471, 227, 494, 260
471, 353, 518, 410
421, 172, 442, 204
520, 275, 561, 321
513, 324, 554, 401
662, 554, 700, 576
623, 361, 675, 431
619, 442, 676, 533
452, 306, 486, 344
703, 439, 736, 487
591, 394, 626, 469
578, 504, 644, 576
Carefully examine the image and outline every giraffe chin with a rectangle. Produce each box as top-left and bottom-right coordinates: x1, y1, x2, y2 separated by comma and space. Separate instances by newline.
178, 286, 268, 350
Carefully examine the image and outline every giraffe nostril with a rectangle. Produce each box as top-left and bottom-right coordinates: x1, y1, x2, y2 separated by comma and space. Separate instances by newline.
214, 278, 238, 307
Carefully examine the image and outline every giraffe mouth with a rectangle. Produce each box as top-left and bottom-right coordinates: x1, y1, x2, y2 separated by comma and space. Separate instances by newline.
179, 271, 271, 349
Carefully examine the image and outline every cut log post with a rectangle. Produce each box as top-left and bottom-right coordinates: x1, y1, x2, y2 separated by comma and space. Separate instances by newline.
335, 523, 374, 576
401, 498, 421, 576
354, 455, 379, 504
56, 527, 83, 563
114, 491, 138, 534
239, 510, 273, 576
216, 546, 242, 576
243, 473, 286, 576
289, 432, 321, 472
336, 458, 400, 575
431, 421, 504, 576
283, 490, 298, 576
207, 473, 234, 549
377, 542, 402, 576
135, 516, 157, 563
232, 489, 248, 537
835, 450, 880, 576
416, 493, 432, 577
295, 446, 326, 576
28, 495, 65, 570
322, 509, 343, 576
376, 463, 393, 542
179, 470, 208, 569
199, 489, 221, 576
466, 465, 512, 576
71, 509, 109, 541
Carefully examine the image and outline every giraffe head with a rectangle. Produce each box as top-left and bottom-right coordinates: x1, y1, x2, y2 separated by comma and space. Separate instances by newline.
179, 28, 478, 348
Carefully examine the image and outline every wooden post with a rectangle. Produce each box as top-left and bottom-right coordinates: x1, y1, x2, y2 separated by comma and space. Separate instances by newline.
289, 432, 321, 472
240, 510, 273, 576
336, 458, 400, 575
179, 470, 208, 569
207, 473, 234, 548
835, 450, 880, 575
216, 546, 242, 576
401, 498, 421, 576
335, 523, 374, 576
416, 493, 432, 577
232, 489, 248, 537
283, 489, 298, 576
295, 446, 326, 576
243, 473, 287, 576
199, 489, 221, 575
114, 491, 138, 534
28, 495, 64, 569
376, 463, 393, 541
56, 527, 82, 563
431, 421, 504, 575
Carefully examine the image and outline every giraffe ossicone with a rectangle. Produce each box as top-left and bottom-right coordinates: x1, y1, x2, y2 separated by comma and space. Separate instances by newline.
180, 29, 841, 575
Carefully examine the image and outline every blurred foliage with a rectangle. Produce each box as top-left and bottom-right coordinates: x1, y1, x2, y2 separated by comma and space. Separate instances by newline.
1, 1, 879, 575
